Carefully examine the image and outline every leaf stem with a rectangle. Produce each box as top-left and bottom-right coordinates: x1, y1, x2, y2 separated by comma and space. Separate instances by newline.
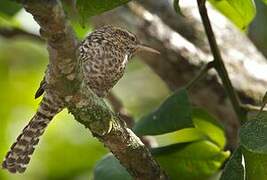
197, 0, 247, 124
186, 61, 214, 90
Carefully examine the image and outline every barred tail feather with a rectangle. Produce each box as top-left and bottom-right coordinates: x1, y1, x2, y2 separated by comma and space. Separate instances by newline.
1, 94, 63, 173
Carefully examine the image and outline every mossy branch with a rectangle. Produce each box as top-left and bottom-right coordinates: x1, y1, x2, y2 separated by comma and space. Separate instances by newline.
16, 0, 167, 178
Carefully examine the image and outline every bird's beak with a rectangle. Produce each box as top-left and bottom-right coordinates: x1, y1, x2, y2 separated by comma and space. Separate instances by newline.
137, 44, 160, 54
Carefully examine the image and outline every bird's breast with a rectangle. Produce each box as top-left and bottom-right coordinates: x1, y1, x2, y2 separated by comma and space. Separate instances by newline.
83, 53, 128, 97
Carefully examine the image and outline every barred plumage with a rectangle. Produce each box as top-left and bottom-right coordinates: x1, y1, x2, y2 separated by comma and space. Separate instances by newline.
2, 93, 64, 173
78, 25, 159, 97
2, 25, 159, 173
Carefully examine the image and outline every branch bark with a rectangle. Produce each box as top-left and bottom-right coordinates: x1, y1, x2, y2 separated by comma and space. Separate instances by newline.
17, 0, 166, 179
91, 1, 267, 148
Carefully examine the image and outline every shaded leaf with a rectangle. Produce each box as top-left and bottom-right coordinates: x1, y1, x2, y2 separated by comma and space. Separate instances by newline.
192, 108, 226, 149
0, 0, 21, 16
239, 112, 267, 154
258, 90, 267, 115
94, 141, 229, 180
76, 0, 130, 26
61, 1, 91, 39
220, 147, 244, 180
154, 128, 206, 147
209, 0, 256, 30
242, 147, 267, 180
262, 90, 267, 104
0, 12, 20, 28
133, 88, 193, 136
71, 21, 91, 40
94, 154, 132, 180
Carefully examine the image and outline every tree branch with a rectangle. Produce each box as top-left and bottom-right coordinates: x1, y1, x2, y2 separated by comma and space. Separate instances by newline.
16, 0, 167, 178
68, 86, 166, 179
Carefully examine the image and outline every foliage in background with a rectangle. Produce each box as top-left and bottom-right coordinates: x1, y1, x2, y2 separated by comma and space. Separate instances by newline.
208, 0, 256, 30
1, 0, 267, 179
76, 0, 130, 26
94, 90, 229, 180
0, 1, 169, 180
173, 0, 267, 180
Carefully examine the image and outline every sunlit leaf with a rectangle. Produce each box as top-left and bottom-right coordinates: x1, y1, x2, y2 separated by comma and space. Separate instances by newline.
153, 141, 229, 179
133, 88, 193, 136
220, 147, 244, 180
76, 0, 131, 26
208, 0, 256, 30
192, 108, 225, 149
263, 0, 267, 5
239, 112, 267, 154
155, 108, 226, 148
94, 141, 229, 180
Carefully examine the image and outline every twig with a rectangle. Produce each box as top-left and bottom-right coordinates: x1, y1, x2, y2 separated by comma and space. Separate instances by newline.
197, 0, 247, 124
185, 61, 214, 90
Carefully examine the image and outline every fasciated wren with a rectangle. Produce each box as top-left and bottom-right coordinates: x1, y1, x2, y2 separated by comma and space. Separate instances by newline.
2, 25, 159, 173
78, 25, 159, 97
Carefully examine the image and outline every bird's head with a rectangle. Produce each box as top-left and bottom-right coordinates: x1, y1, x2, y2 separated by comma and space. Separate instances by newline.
101, 26, 160, 58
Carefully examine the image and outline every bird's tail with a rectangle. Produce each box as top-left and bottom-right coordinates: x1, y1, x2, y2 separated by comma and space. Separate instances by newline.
1, 94, 64, 173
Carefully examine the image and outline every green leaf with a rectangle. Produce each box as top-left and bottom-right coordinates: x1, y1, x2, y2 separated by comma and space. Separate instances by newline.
0, 0, 21, 16
154, 128, 206, 147
208, 0, 256, 30
133, 88, 193, 136
0, 12, 20, 28
94, 141, 230, 180
242, 147, 267, 179
220, 147, 244, 180
153, 141, 230, 180
263, 0, 267, 5
76, 0, 131, 26
192, 108, 226, 149
94, 154, 132, 180
71, 21, 91, 40
239, 112, 267, 154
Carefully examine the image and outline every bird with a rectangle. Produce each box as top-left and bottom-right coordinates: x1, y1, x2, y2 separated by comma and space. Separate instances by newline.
1, 25, 160, 173
77, 25, 160, 97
